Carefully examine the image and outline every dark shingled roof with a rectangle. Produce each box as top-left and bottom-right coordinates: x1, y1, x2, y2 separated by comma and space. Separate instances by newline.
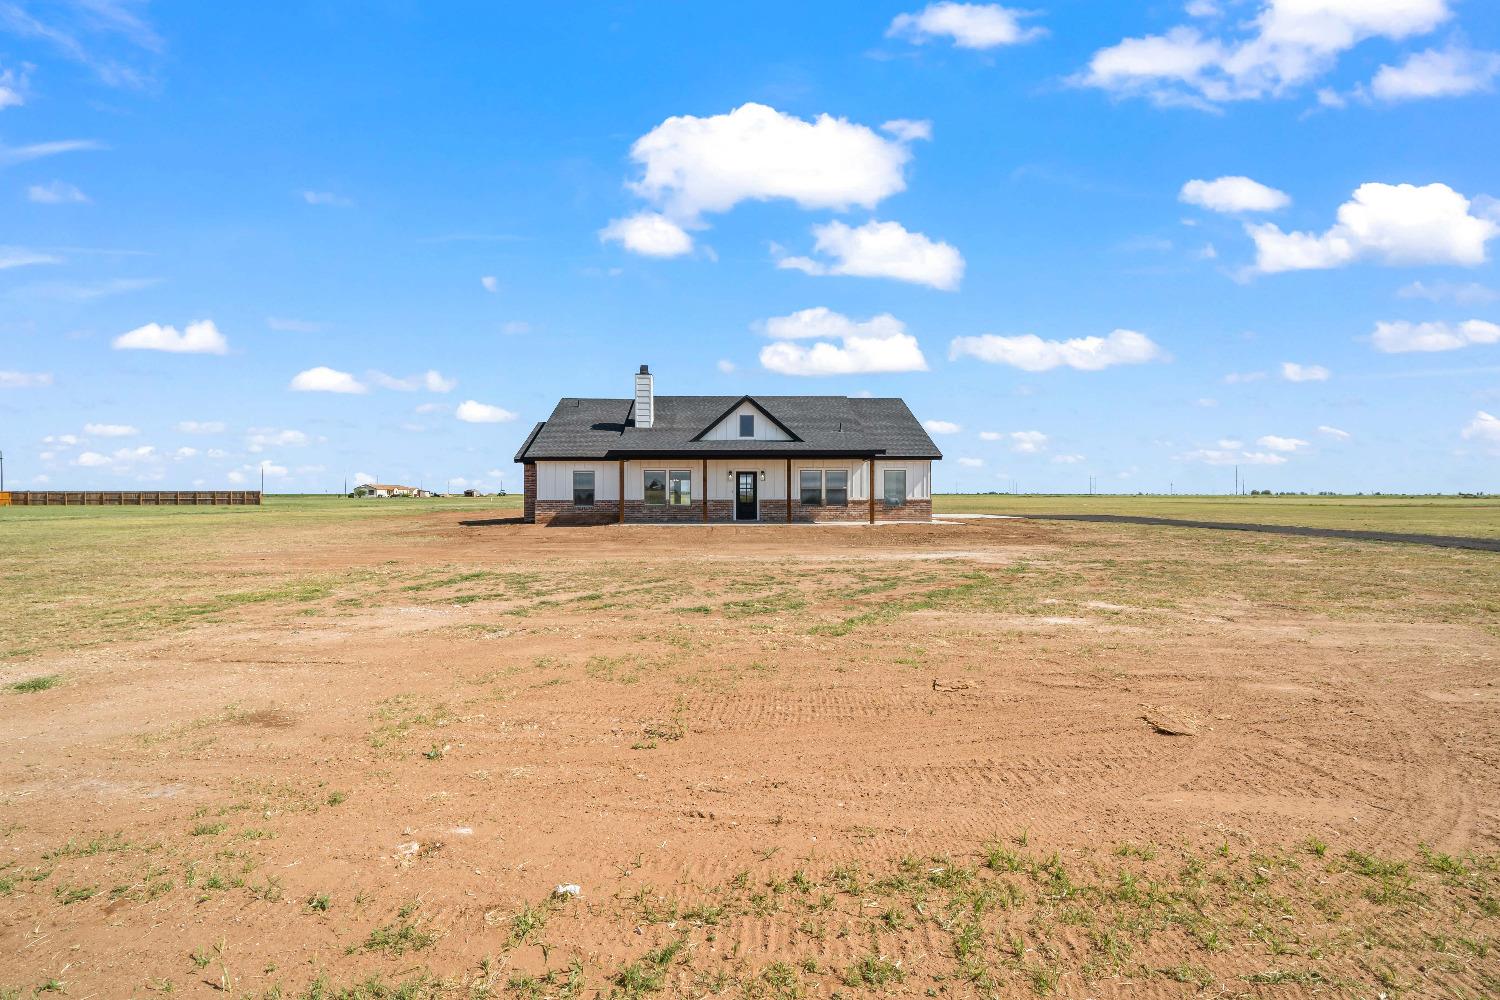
514, 395, 942, 462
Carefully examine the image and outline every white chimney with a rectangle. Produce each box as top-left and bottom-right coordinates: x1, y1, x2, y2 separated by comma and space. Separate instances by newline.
634, 364, 654, 428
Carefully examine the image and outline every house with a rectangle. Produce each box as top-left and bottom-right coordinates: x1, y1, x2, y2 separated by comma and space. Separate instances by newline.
514, 365, 941, 525
353, 483, 430, 498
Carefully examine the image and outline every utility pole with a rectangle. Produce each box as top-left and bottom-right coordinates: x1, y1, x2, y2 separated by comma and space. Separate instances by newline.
1234, 465, 1239, 496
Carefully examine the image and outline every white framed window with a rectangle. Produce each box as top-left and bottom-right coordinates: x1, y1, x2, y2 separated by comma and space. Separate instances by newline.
643, 469, 667, 505
739, 414, 755, 437
799, 469, 823, 506
826, 469, 848, 506
668, 469, 692, 506
572, 471, 595, 507
883, 469, 907, 506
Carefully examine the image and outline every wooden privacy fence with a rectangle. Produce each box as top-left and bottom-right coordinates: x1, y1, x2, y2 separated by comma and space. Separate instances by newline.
1, 490, 262, 507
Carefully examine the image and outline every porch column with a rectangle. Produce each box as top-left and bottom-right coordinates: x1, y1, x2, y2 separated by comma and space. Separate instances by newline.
786, 459, 792, 523
618, 460, 625, 524
868, 460, 876, 524
702, 459, 708, 523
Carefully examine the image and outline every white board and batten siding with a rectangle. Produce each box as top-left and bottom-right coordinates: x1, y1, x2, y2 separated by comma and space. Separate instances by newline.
536, 461, 619, 502
700, 401, 793, 442
535, 458, 930, 504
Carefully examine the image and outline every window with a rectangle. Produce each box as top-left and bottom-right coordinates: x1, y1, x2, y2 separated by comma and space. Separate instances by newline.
572, 470, 595, 507
643, 469, 667, 506
799, 469, 823, 506
668, 470, 692, 506
825, 469, 848, 506
738, 413, 755, 437
883, 469, 907, 506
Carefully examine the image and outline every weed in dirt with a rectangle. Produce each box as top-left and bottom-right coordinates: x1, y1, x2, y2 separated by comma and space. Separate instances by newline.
190, 822, 227, 837
307, 893, 331, 912
9, 674, 60, 693
361, 904, 437, 956
612, 938, 686, 997
841, 955, 903, 989
53, 883, 97, 905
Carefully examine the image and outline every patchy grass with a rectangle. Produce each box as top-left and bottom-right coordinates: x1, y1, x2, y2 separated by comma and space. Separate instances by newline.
8, 674, 61, 693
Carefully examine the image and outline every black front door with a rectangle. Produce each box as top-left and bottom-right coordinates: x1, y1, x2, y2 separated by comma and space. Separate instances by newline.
735, 471, 757, 521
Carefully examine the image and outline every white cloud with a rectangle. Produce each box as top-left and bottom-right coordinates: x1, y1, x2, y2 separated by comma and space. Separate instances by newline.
227, 470, 246, 484
290, 366, 366, 394
1051, 453, 1086, 464
84, 423, 138, 437
246, 428, 311, 452
413, 402, 445, 414
500, 320, 532, 335
0, 139, 105, 166
757, 307, 929, 376
1257, 434, 1309, 452
368, 370, 458, 392
1397, 280, 1497, 304
456, 400, 518, 423
256, 460, 288, 478
0, 246, 62, 269
1218, 438, 1244, 449
1371, 46, 1500, 101
1223, 370, 1267, 383
1076, 0, 1454, 107
0, 63, 28, 109
887, 3, 1044, 49
1182, 448, 1287, 466
1006, 430, 1049, 453
623, 103, 916, 226
173, 446, 197, 459
1248, 182, 1498, 274
777, 220, 964, 290
176, 420, 226, 433
599, 212, 694, 257
27, 180, 89, 204
301, 190, 352, 207
480, 275, 499, 293
1318, 425, 1351, 440
1462, 411, 1500, 447
42, 434, 79, 446
1372, 319, 1500, 353
353, 471, 375, 485
74, 445, 158, 469
881, 119, 932, 142
949, 328, 1165, 371
206, 448, 228, 459
112, 320, 229, 355
0, 370, 53, 388
978, 431, 1003, 441
957, 457, 984, 468
267, 317, 326, 333
716, 359, 736, 373
1281, 361, 1330, 382
1180, 176, 1290, 213
923, 419, 962, 434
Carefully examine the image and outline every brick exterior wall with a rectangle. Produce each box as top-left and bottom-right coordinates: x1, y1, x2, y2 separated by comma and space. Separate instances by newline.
523, 464, 537, 522
533, 499, 617, 526
877, 499, 933, 522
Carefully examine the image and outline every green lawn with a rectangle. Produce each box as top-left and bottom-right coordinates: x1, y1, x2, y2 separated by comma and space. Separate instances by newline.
934, 493, 1500, 538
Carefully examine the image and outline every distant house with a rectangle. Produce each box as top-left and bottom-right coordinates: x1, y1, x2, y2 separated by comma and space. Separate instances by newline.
352, 483, 430, 498
514, 365, 941, 524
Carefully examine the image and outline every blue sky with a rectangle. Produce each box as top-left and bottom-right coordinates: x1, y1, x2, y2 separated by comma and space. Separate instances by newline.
3, 0, 1499, 495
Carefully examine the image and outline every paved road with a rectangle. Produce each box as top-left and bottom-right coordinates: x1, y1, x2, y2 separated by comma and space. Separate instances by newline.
1021, 514, 1500, 553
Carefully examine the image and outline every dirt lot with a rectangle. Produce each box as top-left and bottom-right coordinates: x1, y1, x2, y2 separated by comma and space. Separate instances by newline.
2, 510, 1498, 998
